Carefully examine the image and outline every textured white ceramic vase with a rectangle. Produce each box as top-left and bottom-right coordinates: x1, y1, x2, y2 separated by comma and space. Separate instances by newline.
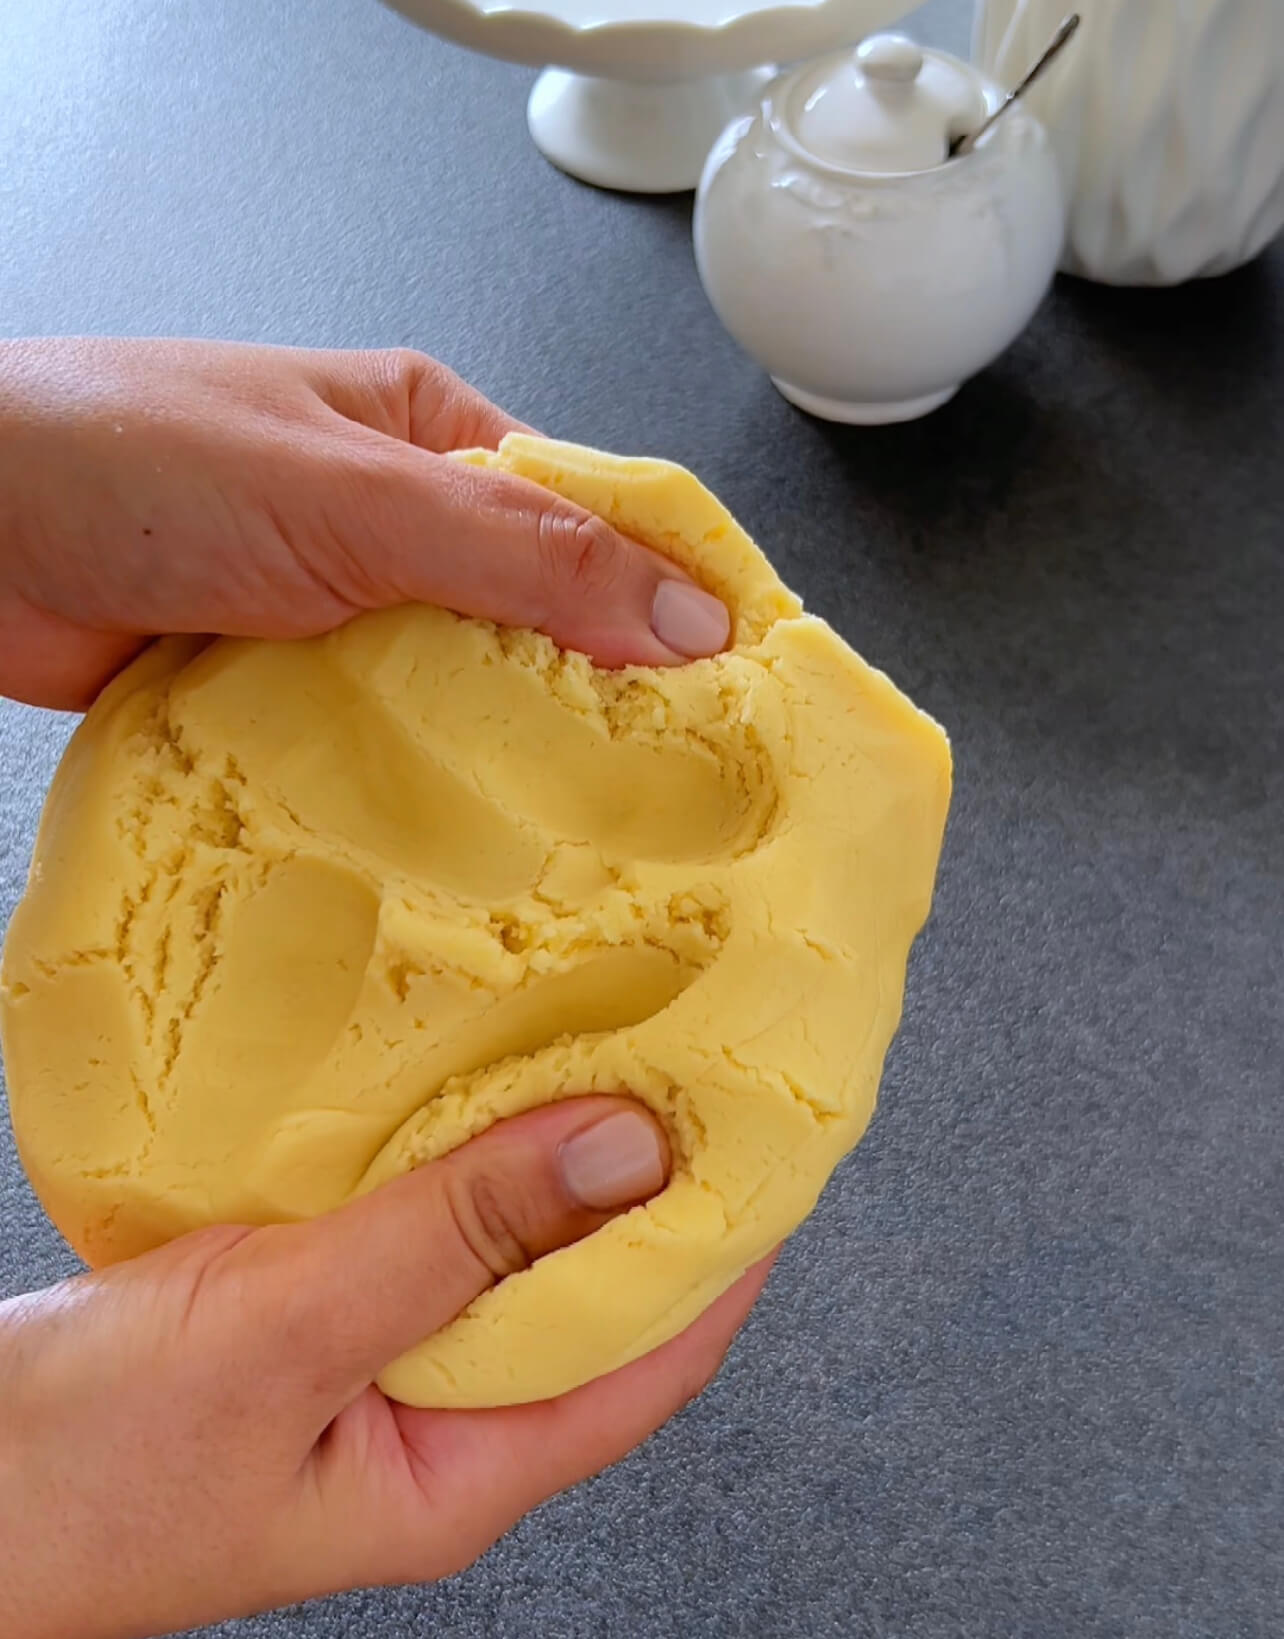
974, 0, 1284, 284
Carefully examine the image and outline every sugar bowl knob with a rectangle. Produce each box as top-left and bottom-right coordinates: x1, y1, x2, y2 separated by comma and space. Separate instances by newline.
856, 34, 924, 84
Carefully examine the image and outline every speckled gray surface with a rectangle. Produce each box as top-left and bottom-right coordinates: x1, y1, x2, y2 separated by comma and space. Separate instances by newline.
2, 1, 1282, 1635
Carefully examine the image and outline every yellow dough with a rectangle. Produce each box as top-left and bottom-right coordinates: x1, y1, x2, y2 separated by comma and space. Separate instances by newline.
0, 436, 951, 1408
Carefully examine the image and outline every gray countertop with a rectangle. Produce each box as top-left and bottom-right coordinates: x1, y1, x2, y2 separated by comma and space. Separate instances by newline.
2, 2, 1281, 1635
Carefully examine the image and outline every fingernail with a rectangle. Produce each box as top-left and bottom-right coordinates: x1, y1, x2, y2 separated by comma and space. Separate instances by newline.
559, 1112, 668, 1211
650, 580, 731, 658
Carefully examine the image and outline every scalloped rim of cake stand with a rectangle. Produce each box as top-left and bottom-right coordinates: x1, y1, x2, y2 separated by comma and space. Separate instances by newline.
379, 0, 919, 83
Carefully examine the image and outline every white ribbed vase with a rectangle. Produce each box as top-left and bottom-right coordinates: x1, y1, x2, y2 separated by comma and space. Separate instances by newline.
973, 0, 1284, 285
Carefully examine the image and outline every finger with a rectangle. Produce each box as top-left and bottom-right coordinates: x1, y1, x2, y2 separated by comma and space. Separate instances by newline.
236, 1097, 669, 1404
0, 596, 146, 711
299, 348, 731, 666
391, 1255, 776, 1575
306, 347, 535, 452
325, 441, 732, 668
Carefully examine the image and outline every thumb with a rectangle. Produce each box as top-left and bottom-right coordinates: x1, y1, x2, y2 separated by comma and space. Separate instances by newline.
245, 1097, 669, 1406
329, 441, 732, 669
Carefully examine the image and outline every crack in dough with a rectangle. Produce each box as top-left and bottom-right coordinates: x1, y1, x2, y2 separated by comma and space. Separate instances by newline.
0, 436, 952, 1407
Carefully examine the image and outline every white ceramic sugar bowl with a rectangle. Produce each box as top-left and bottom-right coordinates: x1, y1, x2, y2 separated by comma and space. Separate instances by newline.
693, 34, 1066, 423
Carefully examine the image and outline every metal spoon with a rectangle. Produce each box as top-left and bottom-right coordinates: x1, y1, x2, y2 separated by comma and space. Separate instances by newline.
949, 13, 1080, 158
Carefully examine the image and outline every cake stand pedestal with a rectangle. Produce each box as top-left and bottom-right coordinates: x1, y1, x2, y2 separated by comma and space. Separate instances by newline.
527, 66, 776, 194
379, 0, 920, 193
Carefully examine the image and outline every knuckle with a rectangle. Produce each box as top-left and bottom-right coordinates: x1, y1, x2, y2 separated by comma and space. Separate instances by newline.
443, 1171, 532, 1282
387, 344, 436, 374
538, 510, 627, 599
374, 347, 465, 446
402, 355, 493, 450
376, 345, 444, 393
440, 393, 497, 453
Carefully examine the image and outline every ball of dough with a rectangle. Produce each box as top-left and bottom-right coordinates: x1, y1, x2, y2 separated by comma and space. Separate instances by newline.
0, 437, 951, 1407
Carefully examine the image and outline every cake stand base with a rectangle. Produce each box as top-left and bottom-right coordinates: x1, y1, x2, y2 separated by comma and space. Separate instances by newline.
772, 379, 960, 425
528, 66, 775, 194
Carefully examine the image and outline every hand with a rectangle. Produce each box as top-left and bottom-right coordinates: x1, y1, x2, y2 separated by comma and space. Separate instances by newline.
0, 338, 731, 711
0, 1096, 773, 1639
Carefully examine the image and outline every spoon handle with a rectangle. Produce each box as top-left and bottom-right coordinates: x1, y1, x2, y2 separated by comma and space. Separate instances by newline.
951, 12, 1080, 157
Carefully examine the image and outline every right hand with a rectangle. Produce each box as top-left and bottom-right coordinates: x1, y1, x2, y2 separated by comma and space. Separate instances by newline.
0, 1095, 772, 1639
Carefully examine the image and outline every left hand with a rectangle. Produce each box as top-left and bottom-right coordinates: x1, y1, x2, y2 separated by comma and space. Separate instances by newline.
0, 337, 732, 710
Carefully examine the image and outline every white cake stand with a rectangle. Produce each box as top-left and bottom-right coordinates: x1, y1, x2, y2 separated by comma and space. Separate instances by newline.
380, 0, 920, 193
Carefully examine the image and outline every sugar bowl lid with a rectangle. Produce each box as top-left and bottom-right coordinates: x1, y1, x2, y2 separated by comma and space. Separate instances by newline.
780, 34, 990, 175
